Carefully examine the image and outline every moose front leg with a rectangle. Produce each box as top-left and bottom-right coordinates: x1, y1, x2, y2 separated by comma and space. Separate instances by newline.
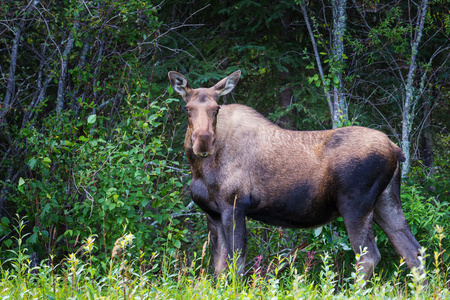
221, 204, 248, 275
206, 213, 228, 277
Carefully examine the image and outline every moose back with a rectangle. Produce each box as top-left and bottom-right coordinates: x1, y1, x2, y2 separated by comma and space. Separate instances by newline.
168, 70, 423, 279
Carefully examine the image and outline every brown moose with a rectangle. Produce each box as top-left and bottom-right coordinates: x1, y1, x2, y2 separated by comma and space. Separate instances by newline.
168, 70, 424, 280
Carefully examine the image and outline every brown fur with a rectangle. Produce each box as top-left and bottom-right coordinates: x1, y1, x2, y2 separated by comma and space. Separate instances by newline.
168, 70, 424, 280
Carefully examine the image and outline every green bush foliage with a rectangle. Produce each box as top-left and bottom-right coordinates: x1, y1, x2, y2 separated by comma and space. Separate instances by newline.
1, 93, 191, 263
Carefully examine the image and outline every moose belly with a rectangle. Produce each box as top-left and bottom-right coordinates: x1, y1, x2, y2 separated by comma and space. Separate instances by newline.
246, 185, 340, 228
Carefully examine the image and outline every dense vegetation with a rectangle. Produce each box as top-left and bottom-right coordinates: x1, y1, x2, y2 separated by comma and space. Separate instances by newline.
1, 0, 449, 296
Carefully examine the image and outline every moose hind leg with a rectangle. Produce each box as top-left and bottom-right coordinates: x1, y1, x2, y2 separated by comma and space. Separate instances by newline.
373, 186, 423, 273
340, 204, 381, 280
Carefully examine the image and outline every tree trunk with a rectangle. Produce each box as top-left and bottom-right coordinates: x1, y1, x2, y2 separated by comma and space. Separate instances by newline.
0, 1, 39, 127
300, 0, 348, 129
56, 22, 80, 116
0, 17, 26, 127
331, 0, 348, 127
401, 0, 428, 178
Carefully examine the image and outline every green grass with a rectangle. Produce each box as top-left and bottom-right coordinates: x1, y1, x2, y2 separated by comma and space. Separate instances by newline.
1, 231, 449, 300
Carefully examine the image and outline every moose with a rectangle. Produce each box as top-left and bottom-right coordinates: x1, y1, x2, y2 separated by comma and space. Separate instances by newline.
168, 70, 424, 279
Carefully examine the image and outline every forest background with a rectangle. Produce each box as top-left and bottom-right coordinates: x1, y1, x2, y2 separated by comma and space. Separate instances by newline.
1, 0, 450, 284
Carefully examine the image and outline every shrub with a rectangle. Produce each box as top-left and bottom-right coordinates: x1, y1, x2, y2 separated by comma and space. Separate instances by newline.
1, 91, 191, 266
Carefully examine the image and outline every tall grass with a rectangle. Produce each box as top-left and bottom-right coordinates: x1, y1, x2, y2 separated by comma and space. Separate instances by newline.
1, 220, 449, 299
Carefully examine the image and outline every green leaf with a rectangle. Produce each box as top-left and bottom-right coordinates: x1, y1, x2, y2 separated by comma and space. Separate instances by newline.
3, 239, 12, 248
141, 199, 150, 207
28, 158, 37, 170
79, 136, 88, 142
107, 187, 117, 195
334, 75, 340, 84
18, 177, 25, 186
314, 226, 322, 237
87, 114, 97, 124
155, 214, 162, 224
42, 157, 51, 168
43, 203, 51, 213
28, 232, 38, 244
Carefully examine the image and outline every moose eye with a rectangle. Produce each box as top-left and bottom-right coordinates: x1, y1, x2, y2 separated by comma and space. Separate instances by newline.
184, 106, 192, 117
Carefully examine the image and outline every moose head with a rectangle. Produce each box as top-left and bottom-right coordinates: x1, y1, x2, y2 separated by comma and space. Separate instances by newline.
168, 70, 241, 157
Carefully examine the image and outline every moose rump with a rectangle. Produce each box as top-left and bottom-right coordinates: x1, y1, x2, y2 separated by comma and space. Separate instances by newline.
168, 70, 424, 279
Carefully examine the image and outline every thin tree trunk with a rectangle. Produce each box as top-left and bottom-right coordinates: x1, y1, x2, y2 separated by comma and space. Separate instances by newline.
331, 0, 348, 127
401, 0, 428, 178
0, 1, 39, 127
56, 22, 80, 116
0, 16, 27, 127
300, 1, 348, 128
299, 1, 333, 120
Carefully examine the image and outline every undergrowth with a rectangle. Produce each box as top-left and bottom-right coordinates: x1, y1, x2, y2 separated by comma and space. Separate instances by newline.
1, 217, 449, 299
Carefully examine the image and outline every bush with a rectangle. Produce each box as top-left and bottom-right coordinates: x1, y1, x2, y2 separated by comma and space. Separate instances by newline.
401, 185, 450, 265
1, 91, 191, 266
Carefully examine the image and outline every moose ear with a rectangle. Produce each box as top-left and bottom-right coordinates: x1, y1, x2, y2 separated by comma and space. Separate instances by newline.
168, 71, 192, 99
213, 70, 241, 96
